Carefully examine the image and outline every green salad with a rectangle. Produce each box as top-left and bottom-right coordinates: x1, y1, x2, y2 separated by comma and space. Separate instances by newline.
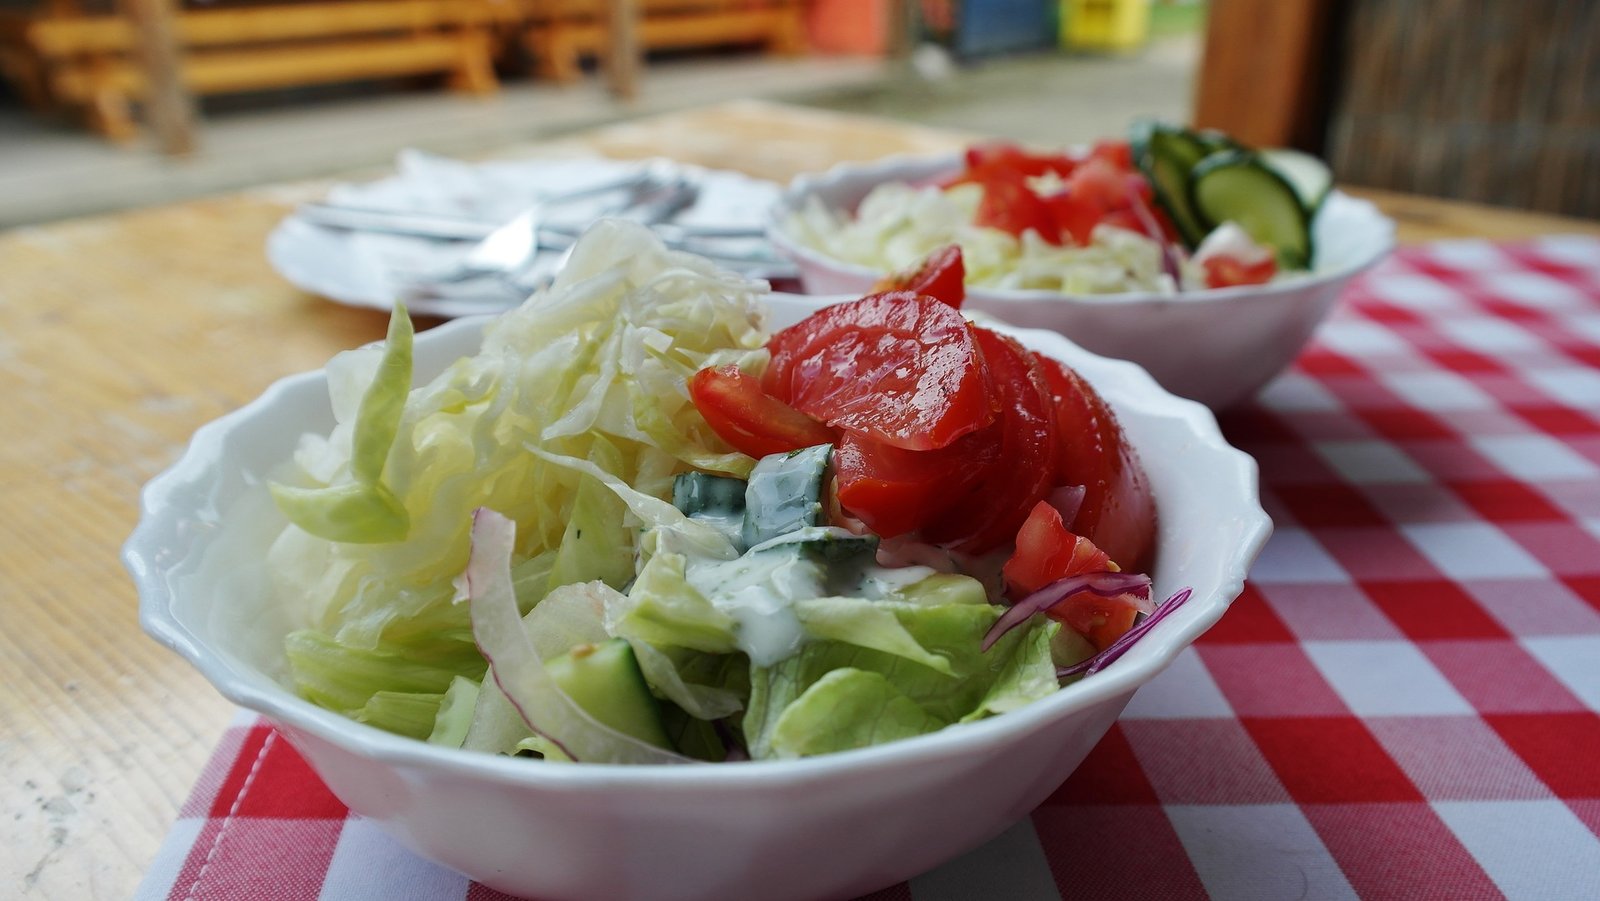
266, 221, 1069, 764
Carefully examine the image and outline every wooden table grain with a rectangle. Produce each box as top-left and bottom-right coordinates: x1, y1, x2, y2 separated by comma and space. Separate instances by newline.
3, 99, 1597, 899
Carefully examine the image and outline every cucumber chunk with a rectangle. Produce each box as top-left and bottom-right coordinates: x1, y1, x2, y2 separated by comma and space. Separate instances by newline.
1189, 151, 1314, 269
1260, 148, 1333, 214
742, 444, 832, 548
544, 639, 672, 750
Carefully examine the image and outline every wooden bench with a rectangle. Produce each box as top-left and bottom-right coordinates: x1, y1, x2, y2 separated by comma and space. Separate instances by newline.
1, 0, 500, 141
524, 0, 805, 84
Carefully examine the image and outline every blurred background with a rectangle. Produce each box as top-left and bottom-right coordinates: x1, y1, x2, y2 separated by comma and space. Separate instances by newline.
1, 0, 1594, 229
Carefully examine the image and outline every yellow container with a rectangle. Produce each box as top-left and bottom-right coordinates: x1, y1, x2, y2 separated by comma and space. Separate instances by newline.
1063, 0, 1151, 51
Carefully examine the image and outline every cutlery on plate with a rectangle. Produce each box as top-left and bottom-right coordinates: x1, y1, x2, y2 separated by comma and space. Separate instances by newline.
293, 203, 768, 243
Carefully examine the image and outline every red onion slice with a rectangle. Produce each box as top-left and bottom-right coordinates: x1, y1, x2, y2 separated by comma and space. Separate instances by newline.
980, 571, 1153, 652
1057, 587, 1194, 678
465, 508, 692, 765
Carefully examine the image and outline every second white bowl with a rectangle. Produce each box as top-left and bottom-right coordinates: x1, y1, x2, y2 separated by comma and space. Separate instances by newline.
767, 153, 1395, 409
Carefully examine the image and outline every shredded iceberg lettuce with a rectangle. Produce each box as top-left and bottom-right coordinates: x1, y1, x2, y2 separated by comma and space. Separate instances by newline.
786, 183, 1178, 294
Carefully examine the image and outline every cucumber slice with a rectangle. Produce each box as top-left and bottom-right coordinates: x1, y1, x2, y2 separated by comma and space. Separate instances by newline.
1261, 148, 1333, 213
544, 639, 672, 750
1134, 125, 1211, 248
1189, 150, 1313, 269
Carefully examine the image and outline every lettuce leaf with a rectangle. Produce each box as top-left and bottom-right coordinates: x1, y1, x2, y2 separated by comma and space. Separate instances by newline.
767, 669, 946, 757
744, 599, 1059, 760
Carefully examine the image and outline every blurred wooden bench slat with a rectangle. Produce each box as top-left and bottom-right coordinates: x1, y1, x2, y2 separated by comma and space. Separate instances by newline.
5, 0, 499, 142
526, 0, 804, 84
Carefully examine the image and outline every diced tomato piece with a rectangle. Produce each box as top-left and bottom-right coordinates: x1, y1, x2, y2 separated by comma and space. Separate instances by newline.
1202, 254, 1277, 288
921, 328, 1057, 553
1065, 158, 1130, 211
1051, 589, 1151, 651
688, 365, 837, 460
873, 245, 966, 309
763, 292, 995, 451
1036, 355, 1157, 572
833, 427, 999, 538
1043, 189, 1103, 247
1041, 158, 1136, 246
962, 142, 1077, 180
1002, 501, 1116, 598
974, 175, 1061, 244
1088, 139, 1134, 172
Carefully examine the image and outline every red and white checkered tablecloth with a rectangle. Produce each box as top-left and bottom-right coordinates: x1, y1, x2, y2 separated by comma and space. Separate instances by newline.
137, 236, 1600, 901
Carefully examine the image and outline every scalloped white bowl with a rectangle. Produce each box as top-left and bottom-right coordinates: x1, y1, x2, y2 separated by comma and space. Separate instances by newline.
126, 294, 1270, 901
767, 153, 1396, 409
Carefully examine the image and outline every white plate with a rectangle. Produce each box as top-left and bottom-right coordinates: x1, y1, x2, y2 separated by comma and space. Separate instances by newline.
267, 151, 784, 317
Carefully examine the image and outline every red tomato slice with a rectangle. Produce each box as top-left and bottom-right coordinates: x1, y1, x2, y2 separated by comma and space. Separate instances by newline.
974, 175, 1061, 244
833, 427, 999, 538
920, 328, 1057, 553
763, 292, 995, 451
1202, 254, 1277, 288
1002, 501, 1116, 598
688, 365, 837, 460
1036, 355, 1157, 572
873, 244, 966, 309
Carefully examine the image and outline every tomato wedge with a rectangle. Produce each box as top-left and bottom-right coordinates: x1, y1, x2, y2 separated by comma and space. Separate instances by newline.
1035, 355, 1156, 572
960, 142, 1077, 180
763, 292, 995, 451
1002, 501, 1116, 598
874, 245, 966, 309
833, 427, 1000, 538
920, 328, 1057, 553
688, 364, 837, 460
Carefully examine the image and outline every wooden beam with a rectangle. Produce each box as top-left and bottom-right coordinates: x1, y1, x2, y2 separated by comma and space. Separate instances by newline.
604, 0, 640, 101
1192, 0, 1339, 151
120, 0, 196, 155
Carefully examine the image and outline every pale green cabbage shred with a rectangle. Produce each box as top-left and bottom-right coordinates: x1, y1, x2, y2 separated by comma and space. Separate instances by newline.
787, 182, 1181, 294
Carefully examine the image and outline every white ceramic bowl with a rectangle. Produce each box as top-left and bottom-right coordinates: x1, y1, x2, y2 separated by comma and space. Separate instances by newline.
126, 295, 1271, 901
766, 153, 1396, 410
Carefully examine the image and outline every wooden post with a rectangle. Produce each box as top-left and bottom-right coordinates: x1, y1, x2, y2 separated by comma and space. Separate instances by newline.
1192, 0, 1339, 151
604, 0, 640, 101
120, 0, 197, 155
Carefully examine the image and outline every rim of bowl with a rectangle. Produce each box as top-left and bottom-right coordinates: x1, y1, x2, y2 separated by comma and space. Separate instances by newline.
765, 151, 1397, 307
125, 308, 1272, 789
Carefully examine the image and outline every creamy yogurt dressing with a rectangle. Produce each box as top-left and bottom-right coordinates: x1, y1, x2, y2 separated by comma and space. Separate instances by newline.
683, 526, 936, 666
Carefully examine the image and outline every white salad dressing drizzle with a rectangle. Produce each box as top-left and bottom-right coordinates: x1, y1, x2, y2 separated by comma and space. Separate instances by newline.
682, 526, 937, 666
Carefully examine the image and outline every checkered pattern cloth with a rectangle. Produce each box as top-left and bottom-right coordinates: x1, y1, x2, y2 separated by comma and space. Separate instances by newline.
138, 237, 1600, 901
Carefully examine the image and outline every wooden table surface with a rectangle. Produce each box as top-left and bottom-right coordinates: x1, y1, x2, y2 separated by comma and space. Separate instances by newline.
3, 99, 1598, 899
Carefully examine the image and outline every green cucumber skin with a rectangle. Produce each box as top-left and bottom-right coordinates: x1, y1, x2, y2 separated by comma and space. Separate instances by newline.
672, 472, 747, 518
1135, 125, 1211, 248
1188, 150, 1315, 270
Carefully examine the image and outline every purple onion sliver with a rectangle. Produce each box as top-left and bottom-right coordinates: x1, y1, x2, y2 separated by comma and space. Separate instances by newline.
981, 570, 1153, 652
1125, 183, 1184, 290
1057, 587, 1195, 678
1046, 485, 1086, 527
